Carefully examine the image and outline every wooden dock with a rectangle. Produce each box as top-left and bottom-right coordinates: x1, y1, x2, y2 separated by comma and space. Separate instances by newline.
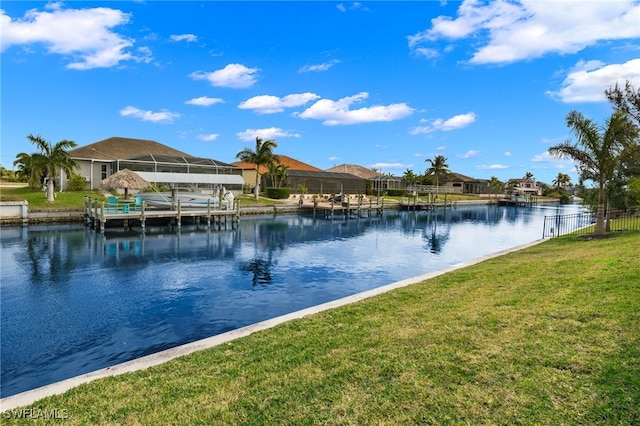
498, 196, 537, 207
310, 198, 385, 219
399, 199, 433, 211
84, 197, 239, 233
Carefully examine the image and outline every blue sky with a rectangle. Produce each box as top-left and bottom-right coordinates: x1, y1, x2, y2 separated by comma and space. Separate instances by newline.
2, 1, 639, 185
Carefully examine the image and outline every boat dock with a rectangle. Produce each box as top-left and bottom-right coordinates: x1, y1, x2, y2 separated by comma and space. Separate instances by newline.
84, 197, 239, 233
310, 198, 385, 219
498, 196, 538, 207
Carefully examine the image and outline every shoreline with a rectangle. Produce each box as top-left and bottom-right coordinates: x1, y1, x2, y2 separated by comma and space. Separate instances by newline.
0, 238, 547, 411
0, 197, 562, 227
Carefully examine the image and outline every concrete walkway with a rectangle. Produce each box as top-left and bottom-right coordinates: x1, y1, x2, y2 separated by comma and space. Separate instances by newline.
0, 239, 546, 411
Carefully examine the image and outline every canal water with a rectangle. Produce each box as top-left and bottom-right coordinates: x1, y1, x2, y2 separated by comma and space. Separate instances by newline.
1, 203, 585, 397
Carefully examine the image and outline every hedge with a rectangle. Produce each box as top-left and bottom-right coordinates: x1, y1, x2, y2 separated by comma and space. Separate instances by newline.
265, 187, 291, 199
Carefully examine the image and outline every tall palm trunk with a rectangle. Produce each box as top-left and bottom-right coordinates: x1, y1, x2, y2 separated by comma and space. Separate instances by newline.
255, 166, 260, 199
595, 177, 606, 235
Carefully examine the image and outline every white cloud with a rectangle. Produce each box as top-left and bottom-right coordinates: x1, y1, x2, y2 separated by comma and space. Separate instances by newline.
170, 34, 198, 43
409, 0, 640, 64
119, 106, 179, 123
547, 58, 640, 103
532, 151, 560, 162
476, 164, 508, 170
297, 92, 414, 125
299, 59, 340, 72
190, 64, 259, 89
238, 93, 320, 114
0, 4, 147, 69
185, 96, 224, 107
504, 151, 512, 156
236, 127, 301, 142
531, 151, 576, 170
458, 150, 480, 159
413, 47, 440, 59
197, 134, 219, 141
336, 2, 369, 13
410, 112, 476, 134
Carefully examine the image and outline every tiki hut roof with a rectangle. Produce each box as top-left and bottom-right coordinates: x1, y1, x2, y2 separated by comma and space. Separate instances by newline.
100, 168, 150, 191
69, 136, 192, 160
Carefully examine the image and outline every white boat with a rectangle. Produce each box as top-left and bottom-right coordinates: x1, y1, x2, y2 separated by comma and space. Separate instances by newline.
141, 190, 232, 209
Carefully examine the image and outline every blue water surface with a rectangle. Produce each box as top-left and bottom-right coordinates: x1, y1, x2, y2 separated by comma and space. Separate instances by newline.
1, 204, 584, 397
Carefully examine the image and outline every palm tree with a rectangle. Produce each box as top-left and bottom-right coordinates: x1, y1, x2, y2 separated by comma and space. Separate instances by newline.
236, 137, 278, 199
265, 162, 288, 188
552, 173, 571, 188
488, 176, 504, 196
13, 152, 40, 188
549, 110, 638, 235
425, 155, 450, 194
26, 134, 79, 202
402, 169, 417, 187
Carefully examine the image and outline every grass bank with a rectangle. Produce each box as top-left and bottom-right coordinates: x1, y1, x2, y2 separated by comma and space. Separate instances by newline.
0, 187, 283, 210
0, 186, 106, 210
4, 232, 639, 424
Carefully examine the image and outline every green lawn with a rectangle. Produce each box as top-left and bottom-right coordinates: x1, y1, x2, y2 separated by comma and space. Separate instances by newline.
0, 186, 106, 210
0, 186, 287, 210
3, 231, 639, 424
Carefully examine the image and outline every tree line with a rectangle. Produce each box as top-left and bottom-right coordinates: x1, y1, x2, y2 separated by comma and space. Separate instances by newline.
5, 81, 639, 236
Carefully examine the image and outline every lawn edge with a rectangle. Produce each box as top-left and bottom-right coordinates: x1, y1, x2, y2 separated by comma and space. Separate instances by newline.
0, 238, 547, 411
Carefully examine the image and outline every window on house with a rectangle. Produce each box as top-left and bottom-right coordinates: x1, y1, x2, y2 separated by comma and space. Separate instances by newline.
101, 165, 108, 179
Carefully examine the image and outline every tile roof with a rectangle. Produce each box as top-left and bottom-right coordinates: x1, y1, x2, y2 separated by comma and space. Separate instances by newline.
232, 155, 322, 173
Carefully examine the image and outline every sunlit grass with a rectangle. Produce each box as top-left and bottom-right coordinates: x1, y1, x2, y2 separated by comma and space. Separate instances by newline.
5, 231, 639, 424
0, 186, 106, 209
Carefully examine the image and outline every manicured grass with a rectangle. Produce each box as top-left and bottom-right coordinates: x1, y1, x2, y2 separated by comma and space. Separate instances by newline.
0, 186, 106, 209
0, 187, 284, 209
4, 231, 639, 424
236, 194, 286, 206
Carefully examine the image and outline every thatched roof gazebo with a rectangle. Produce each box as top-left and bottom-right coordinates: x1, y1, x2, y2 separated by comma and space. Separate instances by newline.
101, 168, 149, 199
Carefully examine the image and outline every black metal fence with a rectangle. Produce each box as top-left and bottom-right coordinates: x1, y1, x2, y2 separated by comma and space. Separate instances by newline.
543, 211, 640, 238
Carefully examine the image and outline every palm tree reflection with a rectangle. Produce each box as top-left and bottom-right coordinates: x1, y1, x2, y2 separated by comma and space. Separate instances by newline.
422, 211, 450, 254
238, 222, 288, 286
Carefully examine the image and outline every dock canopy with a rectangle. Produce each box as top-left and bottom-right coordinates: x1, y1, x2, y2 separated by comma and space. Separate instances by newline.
134, 171, 244, 186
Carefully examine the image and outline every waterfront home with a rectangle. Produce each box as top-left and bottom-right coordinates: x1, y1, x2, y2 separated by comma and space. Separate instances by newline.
65, 137, 244, 194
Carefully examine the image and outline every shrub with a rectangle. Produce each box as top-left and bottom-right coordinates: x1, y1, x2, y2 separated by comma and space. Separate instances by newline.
387, 189, 410, 197
265, 187, 290, 199
68, 174, 88, 191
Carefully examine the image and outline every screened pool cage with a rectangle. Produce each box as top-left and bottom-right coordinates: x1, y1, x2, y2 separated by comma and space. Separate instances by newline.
112, 154, 245, 192
278, 170, 366, 195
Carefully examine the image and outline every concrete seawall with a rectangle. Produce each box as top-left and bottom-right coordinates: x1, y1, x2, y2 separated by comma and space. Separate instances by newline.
0, 201, 403, 226
1, 198, 529, 227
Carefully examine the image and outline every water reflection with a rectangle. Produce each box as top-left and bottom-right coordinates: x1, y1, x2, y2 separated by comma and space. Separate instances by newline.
1, 204, 585, 397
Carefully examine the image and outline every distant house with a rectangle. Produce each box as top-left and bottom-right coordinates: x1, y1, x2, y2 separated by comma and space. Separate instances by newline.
369, 174, 403, 192
66, 136, 244, 193
233, 156, 366, 195
506, 176, 542, 196
442, 173, 491, 195
326, 164, 402, 193
326, 164, 379, 179
233, 155, 323, 192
